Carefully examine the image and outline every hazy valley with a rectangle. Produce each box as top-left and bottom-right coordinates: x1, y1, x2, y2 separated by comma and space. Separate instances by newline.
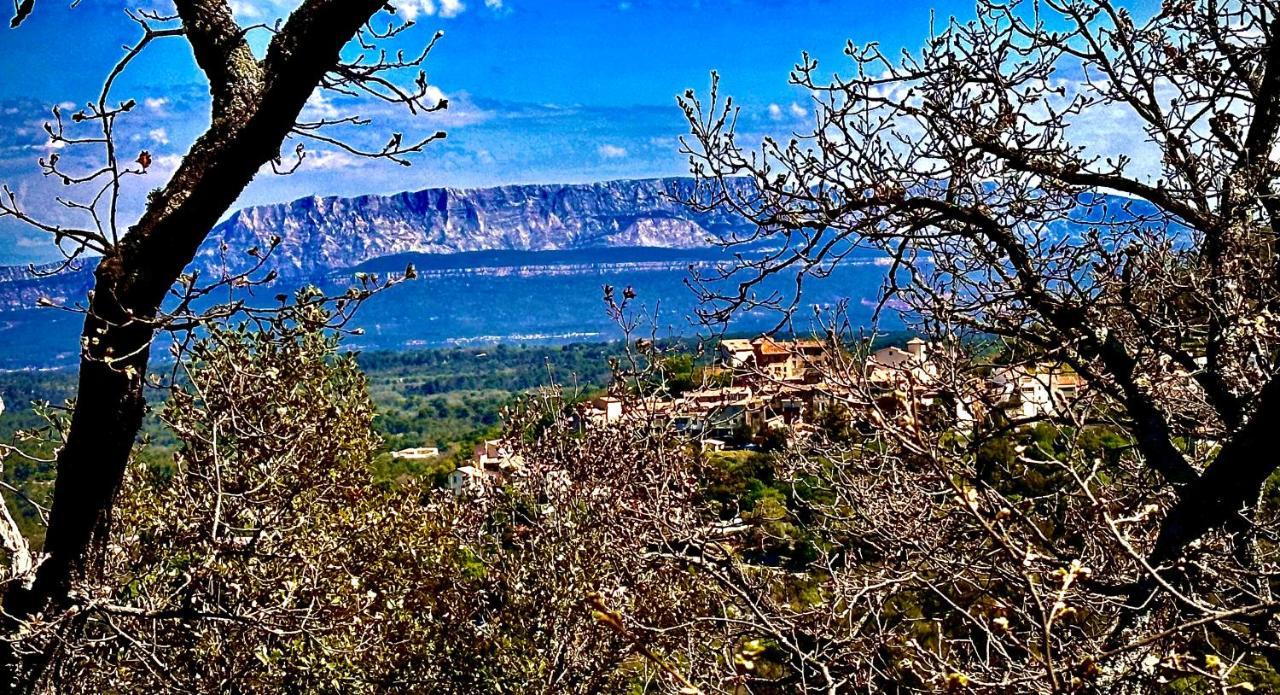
0, 178, 895, 370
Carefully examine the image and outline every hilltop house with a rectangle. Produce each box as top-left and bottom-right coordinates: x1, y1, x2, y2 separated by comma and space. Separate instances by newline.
671, 386, 766, 437
474, 439, 523, 470
584, 395, 624, 425
855, 337, 993, 429
717, 336, 832, 386
446, 439, 526, 496
751, 336, 829, 383
392, 446, 440, 461
989, 363, 1084, 418
867, 337, 937, 391
446, 465, 495, 495
717, 338, 756, 369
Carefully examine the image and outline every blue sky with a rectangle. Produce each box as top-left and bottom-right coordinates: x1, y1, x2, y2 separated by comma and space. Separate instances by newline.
0, 0, 1156, 264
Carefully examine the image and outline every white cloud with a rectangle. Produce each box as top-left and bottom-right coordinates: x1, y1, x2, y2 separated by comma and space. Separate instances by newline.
393, 1, 422, 19
423, 85, 448, 107
597, 143, 627, 159
395, 0, 466, 20
154, 154, 184, 174
149, 128, 169, 145
228, 0, 263, 19
253, 148, 358, 174
144, 97, 169, 114
224, 0, 481, 22
303, 90, 341, 120
767, 102, 805, 121
307, 150, 359, 171
484, 0, 503, 7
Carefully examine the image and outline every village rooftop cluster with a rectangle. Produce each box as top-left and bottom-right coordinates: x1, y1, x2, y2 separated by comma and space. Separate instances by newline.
420, 335, 1090, 495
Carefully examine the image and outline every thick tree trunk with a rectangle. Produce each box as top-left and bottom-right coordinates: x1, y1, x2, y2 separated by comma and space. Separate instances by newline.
1150, 373, 1280, 564
3, 263, 155, 616
0, 134, 267, 626
1107, 378, 1280, 652
0, 279, 153, 689
0, 4, 391, 686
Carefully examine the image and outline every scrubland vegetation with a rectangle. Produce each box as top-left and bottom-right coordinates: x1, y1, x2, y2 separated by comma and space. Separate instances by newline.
4, 0, 1280, 691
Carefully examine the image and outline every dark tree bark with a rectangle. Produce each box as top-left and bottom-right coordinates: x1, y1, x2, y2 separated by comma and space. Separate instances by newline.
679, 0, 1280, 576
1151, 375, 1280, 564
1, 0, 429, 683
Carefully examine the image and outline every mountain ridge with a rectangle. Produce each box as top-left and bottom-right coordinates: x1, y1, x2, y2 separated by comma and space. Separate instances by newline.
198, 176, 752, 281
0, 177, 753, 310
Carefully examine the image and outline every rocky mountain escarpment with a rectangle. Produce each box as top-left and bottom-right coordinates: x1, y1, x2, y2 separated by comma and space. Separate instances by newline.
197, 176, 753, 281
0, 177, 755, 310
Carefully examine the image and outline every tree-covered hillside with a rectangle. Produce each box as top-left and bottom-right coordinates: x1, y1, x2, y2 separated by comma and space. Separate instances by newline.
0, 341, 628, 542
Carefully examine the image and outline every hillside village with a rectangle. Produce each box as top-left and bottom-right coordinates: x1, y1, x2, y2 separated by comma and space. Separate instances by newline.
434, 335, 1090, 494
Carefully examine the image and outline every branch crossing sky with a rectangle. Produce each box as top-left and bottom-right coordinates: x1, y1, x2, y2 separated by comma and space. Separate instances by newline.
0, 0, 1157, 264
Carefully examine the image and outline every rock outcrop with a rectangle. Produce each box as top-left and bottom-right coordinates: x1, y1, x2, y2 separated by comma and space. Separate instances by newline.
198, 177, 752, 281
0, 177, 754, 310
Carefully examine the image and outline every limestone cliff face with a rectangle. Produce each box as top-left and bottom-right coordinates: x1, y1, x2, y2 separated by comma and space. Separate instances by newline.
0, 177, 754, 309
197, 177, 753, 280
0, 262, 95, 312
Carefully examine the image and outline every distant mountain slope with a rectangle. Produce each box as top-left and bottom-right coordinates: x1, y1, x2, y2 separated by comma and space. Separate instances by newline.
0, 177, 753, 310
0, 261, 95, 312
199, 176, 753, 281
0, 245, 897, 370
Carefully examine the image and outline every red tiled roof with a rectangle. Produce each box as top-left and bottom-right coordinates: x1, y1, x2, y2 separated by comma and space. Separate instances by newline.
752, 337, 791, 355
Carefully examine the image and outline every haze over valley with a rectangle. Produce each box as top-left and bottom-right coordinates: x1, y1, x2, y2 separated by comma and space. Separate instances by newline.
0, 177, 895, 369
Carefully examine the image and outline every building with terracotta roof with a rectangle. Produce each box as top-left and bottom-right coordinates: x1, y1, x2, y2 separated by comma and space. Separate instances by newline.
717, 336, 831, 384
867, 338, 936, 387
988, 363, 1084, 418
717, 338, 756, 368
